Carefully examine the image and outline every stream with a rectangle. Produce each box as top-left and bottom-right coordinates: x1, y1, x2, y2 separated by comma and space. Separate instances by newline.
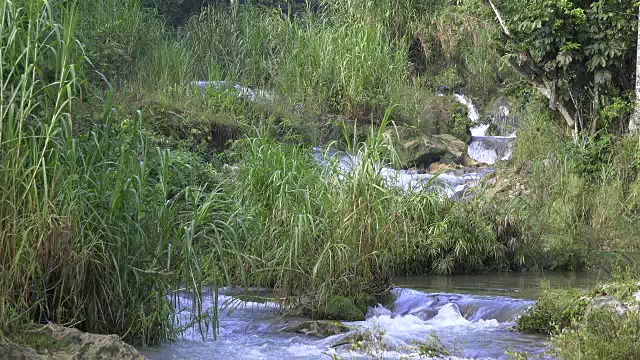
141, 272, 605, 360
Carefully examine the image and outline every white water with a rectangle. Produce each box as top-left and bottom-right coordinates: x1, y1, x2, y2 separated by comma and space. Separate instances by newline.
313, 148, 491, 198
141, 288, 549, 360
453, 94, 516, 165
192, 81, 275, 102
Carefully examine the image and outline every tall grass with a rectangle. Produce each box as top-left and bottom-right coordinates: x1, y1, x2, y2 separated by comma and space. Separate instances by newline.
0, 0, 239, 345
229, 112, 507, 315
487, 99, 640, 270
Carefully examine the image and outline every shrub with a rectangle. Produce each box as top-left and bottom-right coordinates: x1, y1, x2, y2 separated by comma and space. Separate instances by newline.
516, 288, 588, 334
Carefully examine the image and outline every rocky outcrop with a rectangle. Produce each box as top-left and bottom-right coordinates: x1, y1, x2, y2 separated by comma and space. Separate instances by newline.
386, 127, 467, 168
281, 320, 351, 338
0, 324, 144, 360
475, 163, 530, 200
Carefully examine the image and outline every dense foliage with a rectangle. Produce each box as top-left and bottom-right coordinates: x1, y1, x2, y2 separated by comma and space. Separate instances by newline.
486, 0, 638, 134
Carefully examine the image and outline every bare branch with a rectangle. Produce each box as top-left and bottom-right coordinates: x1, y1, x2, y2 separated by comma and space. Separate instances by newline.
488, 0, 511, 37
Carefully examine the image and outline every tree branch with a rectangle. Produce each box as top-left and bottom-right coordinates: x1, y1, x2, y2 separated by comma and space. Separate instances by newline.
487, 0, 511, 37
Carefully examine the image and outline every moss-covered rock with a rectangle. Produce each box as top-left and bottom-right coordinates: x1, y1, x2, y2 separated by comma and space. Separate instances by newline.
354, 293, 378, 314
2, 324, 144, 360
386, 126, 467, 168
325, 296, 365, 321
412, 95, 471, 143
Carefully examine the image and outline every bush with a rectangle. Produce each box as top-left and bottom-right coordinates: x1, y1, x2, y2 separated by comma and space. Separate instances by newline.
325, 296, 365, 321
516, 288, 588, 334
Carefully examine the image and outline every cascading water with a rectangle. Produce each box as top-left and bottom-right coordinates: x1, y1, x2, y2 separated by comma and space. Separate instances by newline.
313, 148, 490, 198
312, 94, 517, 197
453, 94, 516, 165
141, 287, 550, 360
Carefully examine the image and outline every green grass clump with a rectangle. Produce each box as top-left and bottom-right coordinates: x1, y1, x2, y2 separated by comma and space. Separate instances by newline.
516, 288, 588, 334
226, 111, 510, 316
0, 0, 240, 346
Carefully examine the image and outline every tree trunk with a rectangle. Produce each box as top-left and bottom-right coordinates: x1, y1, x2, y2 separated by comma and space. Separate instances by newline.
487, 0, 579, 132
630, 5, 640, 134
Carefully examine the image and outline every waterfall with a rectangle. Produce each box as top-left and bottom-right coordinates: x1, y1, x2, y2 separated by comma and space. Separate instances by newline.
454, 94, 516, 165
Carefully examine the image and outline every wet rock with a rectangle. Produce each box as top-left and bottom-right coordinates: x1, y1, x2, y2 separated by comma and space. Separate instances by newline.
1, 324, 144, 360
329, 332, 368, 349
587, 296, 628, 316
461, 155, 482, 168
282, 320, 350, 338
325, 296, 365, 321
427, 162, 462, 173
386, 127, 467, 168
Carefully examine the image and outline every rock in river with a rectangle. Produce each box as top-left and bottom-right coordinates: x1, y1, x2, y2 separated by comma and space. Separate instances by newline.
282, 320, 351, 338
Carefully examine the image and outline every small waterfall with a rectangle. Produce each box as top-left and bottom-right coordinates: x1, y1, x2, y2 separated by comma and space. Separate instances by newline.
192, 81, 275, 102
313, 148, 490, 197
454, 94, 516, 165
388, 288, 533, 323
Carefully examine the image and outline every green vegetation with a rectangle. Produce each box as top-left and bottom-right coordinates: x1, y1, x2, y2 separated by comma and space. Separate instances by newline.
1, 0, 640, 358
552, 309, 640, 359
516, 287, 588, 333
516, 276, 640, 359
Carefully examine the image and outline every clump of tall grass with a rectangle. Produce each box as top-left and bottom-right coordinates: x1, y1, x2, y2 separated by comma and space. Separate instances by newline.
0, 0, 239, 345
273, 17, 408, 119
228, 111, 508, 316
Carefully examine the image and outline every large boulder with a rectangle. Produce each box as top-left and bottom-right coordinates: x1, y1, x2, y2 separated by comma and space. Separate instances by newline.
386, 127, 467, 169
0, 324, 144, 360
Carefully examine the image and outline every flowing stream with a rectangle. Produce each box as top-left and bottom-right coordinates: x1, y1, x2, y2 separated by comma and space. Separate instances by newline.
141, 273, 605, 360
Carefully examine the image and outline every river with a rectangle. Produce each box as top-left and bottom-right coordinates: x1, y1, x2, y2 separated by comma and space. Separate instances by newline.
141, 272, 606, 360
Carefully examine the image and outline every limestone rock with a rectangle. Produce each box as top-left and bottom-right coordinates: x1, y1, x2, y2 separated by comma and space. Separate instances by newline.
0, 324, 144, 360
386, 127, 467, 168
587, 296, 628, 316
282, 320, 350, 338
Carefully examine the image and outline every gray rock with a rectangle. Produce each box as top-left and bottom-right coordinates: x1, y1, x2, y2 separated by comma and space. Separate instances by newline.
1, 324, 144, 360
386, 127, 467, 168
282, 320, 351, 338
588, 296, 628, 316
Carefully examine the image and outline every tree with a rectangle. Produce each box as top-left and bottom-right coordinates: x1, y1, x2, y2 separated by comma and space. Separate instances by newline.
485, 0, 637, 136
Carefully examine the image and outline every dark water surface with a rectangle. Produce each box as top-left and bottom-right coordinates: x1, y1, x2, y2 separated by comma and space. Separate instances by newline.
393, 271, 608, 299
